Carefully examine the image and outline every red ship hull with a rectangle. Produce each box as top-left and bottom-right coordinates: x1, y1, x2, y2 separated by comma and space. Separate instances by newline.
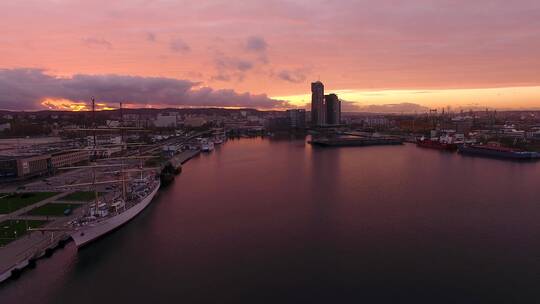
416, 139, 457, 151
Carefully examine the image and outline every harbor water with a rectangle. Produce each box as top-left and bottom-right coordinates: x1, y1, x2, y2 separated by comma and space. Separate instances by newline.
2, 137, 540, 303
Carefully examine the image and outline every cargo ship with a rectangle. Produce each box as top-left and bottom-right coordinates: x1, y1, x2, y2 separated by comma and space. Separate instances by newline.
416, 137, 457, 151
458, 144, 540, 160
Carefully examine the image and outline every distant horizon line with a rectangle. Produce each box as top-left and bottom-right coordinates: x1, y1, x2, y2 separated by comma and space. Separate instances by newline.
1, 106, 540, 114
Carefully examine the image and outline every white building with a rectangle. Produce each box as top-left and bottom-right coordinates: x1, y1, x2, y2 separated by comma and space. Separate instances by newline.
154, 113, 177, 128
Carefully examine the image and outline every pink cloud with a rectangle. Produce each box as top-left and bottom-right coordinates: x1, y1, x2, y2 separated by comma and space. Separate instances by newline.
0, 0, 539, 108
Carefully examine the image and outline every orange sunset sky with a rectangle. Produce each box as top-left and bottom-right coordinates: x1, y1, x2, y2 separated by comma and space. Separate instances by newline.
1, 0, 540, 111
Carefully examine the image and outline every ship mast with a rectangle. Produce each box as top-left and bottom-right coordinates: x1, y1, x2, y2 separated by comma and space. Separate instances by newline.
120, 102, 124, 150
56, 98, 159, 226
92, 97, 98, 212
91, 97, 97, 149
121, 156, 127, 202
120, 102, 128, 202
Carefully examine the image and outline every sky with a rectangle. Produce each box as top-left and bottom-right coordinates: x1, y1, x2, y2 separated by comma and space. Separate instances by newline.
1, 0, 540, 112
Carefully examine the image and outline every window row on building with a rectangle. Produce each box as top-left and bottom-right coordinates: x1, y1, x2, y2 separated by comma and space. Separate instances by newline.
0, 150, 90, 179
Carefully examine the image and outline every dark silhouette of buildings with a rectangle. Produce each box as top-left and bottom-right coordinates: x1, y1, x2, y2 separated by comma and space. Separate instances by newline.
266, 116, 291, 131
311, 81, 341, 126
311, 81, 325, 126
286, 109, 306, 129
325, 93, 341, 125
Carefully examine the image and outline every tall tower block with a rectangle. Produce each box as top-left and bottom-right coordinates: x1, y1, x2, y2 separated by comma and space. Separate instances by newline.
311, 81, 325, 126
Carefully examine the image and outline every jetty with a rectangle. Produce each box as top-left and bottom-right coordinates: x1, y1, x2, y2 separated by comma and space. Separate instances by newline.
0, 192, 84, 283
309, 135, 403, 147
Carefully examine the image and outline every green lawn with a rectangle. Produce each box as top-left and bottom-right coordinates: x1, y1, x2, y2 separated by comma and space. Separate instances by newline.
61, 191, 99, 202
0, 192, 59, 214
0, 219, 48, 247
27, 202, 82, 217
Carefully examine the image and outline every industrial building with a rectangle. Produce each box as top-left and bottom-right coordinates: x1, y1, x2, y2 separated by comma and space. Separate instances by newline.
0, 149, 89, 179
0, 153, 50, 179
50, 150, 89, 169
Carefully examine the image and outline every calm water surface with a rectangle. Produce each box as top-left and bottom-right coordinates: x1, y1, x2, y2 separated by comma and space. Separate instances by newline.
2, 137, 540, 303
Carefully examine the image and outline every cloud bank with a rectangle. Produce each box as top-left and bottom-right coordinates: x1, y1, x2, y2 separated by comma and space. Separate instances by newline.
0, 69, 287, 110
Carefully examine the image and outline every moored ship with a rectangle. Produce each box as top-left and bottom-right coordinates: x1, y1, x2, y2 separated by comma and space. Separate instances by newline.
201, 138, 214, 152
416, 137, 457, 151
64, 98, 163, 248
458, 143, 540, 160
70, 176, 160, 247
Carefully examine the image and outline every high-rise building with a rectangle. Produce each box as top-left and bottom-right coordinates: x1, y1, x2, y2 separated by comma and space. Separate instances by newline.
311, 81, 341, 126
286, 109, 306, 129
311, 81, 325, 126
325, 93, 341, 125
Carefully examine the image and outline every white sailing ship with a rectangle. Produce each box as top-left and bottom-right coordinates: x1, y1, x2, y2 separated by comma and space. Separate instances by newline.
69, 176, 160, 247
65, 99, 162, 248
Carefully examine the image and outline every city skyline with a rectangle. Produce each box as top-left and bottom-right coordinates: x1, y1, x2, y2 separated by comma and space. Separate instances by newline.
1, 1, 540, 111
3, 1, 540, 302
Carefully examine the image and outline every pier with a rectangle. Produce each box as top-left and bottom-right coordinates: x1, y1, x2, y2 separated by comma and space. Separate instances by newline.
160, 149, 201, 185
0, 192, 84, 283
309, 135, 403, 147
172, 149, 201, 166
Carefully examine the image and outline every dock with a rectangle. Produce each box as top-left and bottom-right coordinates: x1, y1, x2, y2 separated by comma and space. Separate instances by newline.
160, 149, 201, 186
0, 230, 71, 283
1, 135, 210, 284
172, 149, 201, 166
0, 192, 85, 283
309, 135, 403, 147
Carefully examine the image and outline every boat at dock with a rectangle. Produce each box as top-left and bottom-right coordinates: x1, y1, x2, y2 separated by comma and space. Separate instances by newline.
416, 137, 457, 151
201, 139, 214, 152
70, 176, 160, 248
211, 128, 226, 145
213, 137, 224, 145
309, 135, 403, 147
458, 143, 540, 160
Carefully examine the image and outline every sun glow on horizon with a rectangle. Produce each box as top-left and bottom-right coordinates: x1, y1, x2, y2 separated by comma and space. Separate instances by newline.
38, 99, 287, 112
41, 98, 116, 111
273, 85, 540, 111
37, 85, 540, 113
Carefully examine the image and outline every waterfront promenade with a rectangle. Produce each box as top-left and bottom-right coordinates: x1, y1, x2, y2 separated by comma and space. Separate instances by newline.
0, 192, 86, 283
0, 146, 203, 283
